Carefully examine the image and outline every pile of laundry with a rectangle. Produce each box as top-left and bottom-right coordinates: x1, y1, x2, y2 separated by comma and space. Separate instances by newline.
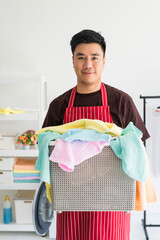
35, 119, 148, 184
34, 119, 157, 211
13, 158, 40, 183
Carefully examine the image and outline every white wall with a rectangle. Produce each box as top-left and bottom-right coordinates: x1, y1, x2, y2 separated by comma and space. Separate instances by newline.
0, 0, 160, 110
0, 0, 160, 209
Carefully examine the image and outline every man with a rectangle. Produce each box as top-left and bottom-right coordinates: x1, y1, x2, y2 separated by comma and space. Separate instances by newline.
43, 29, 150, 240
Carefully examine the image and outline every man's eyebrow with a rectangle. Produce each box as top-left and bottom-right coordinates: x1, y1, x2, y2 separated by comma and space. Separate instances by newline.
76, 52, 85, 56
76, 53, 100, 56
91, 53, 100, 56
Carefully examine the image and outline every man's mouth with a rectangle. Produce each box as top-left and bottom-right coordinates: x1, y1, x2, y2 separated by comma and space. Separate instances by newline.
82, 71, 94, 74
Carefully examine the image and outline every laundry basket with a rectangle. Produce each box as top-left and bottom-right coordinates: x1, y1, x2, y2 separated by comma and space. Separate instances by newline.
49, 141, 136, 212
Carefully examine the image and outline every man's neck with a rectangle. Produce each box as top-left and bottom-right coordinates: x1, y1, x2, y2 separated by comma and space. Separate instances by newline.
77, 82, 101, 94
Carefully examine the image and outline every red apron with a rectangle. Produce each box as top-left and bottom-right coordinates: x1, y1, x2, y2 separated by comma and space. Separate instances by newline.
56, 83, 131, 240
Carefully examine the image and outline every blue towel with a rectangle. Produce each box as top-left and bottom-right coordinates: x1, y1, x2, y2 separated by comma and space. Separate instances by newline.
62, 129, 111, 142
35, 131, 61, 183
110, 122, 148, 183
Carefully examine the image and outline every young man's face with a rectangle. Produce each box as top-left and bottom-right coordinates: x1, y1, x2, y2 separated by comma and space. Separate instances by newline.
72, 43, 106, 88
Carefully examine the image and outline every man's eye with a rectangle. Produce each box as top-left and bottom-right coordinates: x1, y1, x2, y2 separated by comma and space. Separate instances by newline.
93, 57, 98, 60
78, 57, 84, 60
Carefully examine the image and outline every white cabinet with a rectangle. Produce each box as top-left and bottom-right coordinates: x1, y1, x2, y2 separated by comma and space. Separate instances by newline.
0, 75, 47, 232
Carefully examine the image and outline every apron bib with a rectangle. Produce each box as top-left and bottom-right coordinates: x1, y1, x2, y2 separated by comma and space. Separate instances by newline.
63, 83, 112, 124
57, 83, 130, 240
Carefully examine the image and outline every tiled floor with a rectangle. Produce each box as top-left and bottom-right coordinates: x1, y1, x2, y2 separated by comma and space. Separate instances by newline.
0, 211, 160, 239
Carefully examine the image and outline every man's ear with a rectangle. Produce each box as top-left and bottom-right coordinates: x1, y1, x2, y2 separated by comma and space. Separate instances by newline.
72, 56, 74, 64
103, 56, 106, 65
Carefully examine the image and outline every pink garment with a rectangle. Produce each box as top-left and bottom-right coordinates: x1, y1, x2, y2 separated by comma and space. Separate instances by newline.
49, 139, 108, 171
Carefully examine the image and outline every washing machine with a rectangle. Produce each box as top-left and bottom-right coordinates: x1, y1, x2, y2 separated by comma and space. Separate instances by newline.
32, 181, 54, 236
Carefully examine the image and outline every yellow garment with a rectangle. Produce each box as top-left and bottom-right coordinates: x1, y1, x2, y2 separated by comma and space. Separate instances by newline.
36, 119, 122, 138
46, 182, 52, 203
0, 108, 25, 115
13, 170, 40, 173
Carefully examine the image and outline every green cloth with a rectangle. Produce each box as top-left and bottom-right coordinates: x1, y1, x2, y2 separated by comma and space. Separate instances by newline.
110, 122, 148, 183
35, 131, 61, 184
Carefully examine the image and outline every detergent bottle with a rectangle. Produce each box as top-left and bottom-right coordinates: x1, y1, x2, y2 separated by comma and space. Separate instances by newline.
3, 195, 12, 224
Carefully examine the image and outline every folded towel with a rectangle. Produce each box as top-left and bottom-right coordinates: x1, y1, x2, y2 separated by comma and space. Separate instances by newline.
13, 176, 40, 180
13, 169, 40, 173
13, 158, 37, 170
13, 179, 40, 183
13, 173, 40, 178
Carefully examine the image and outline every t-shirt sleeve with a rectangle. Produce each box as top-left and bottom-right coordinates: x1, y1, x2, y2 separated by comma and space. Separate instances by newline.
120, 94, 150, 142
42, 100, 61, 127
42, 88, 72, 128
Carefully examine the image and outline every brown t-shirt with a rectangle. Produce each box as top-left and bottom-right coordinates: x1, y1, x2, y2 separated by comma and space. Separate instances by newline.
43, 83, 150, 141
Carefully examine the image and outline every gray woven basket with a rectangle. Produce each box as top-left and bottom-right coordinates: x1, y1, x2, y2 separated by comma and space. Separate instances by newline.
49, 142, 136, 212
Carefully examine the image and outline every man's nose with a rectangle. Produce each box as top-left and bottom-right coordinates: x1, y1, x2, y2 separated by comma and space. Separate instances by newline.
84, 59, 92, 69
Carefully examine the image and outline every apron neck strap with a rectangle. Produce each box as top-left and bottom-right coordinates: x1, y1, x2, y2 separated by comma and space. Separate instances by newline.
68, 86, 77, 108
101, 83, 108, 106
68, 83, 108, 108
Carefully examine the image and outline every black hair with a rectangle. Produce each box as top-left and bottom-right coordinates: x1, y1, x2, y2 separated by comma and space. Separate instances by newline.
70, 29, 106, 56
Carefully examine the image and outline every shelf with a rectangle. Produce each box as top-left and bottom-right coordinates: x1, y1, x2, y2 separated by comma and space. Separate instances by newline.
0, 112, 39, 121
0, 75, 47, 128
0, 210, 35, 231
0, 74, 47, 83
0, 182, 40, 190
0, 149, 39, 157
0, 75, 47, 234
0, 222, 35, 232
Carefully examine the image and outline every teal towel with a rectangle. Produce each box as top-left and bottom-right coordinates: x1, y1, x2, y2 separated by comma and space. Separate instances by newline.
35, 131, 61, 184
121, 121, 142, 138
13, 179, 40, 183
110, 122, 148, 183
13, 173, 40, 177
